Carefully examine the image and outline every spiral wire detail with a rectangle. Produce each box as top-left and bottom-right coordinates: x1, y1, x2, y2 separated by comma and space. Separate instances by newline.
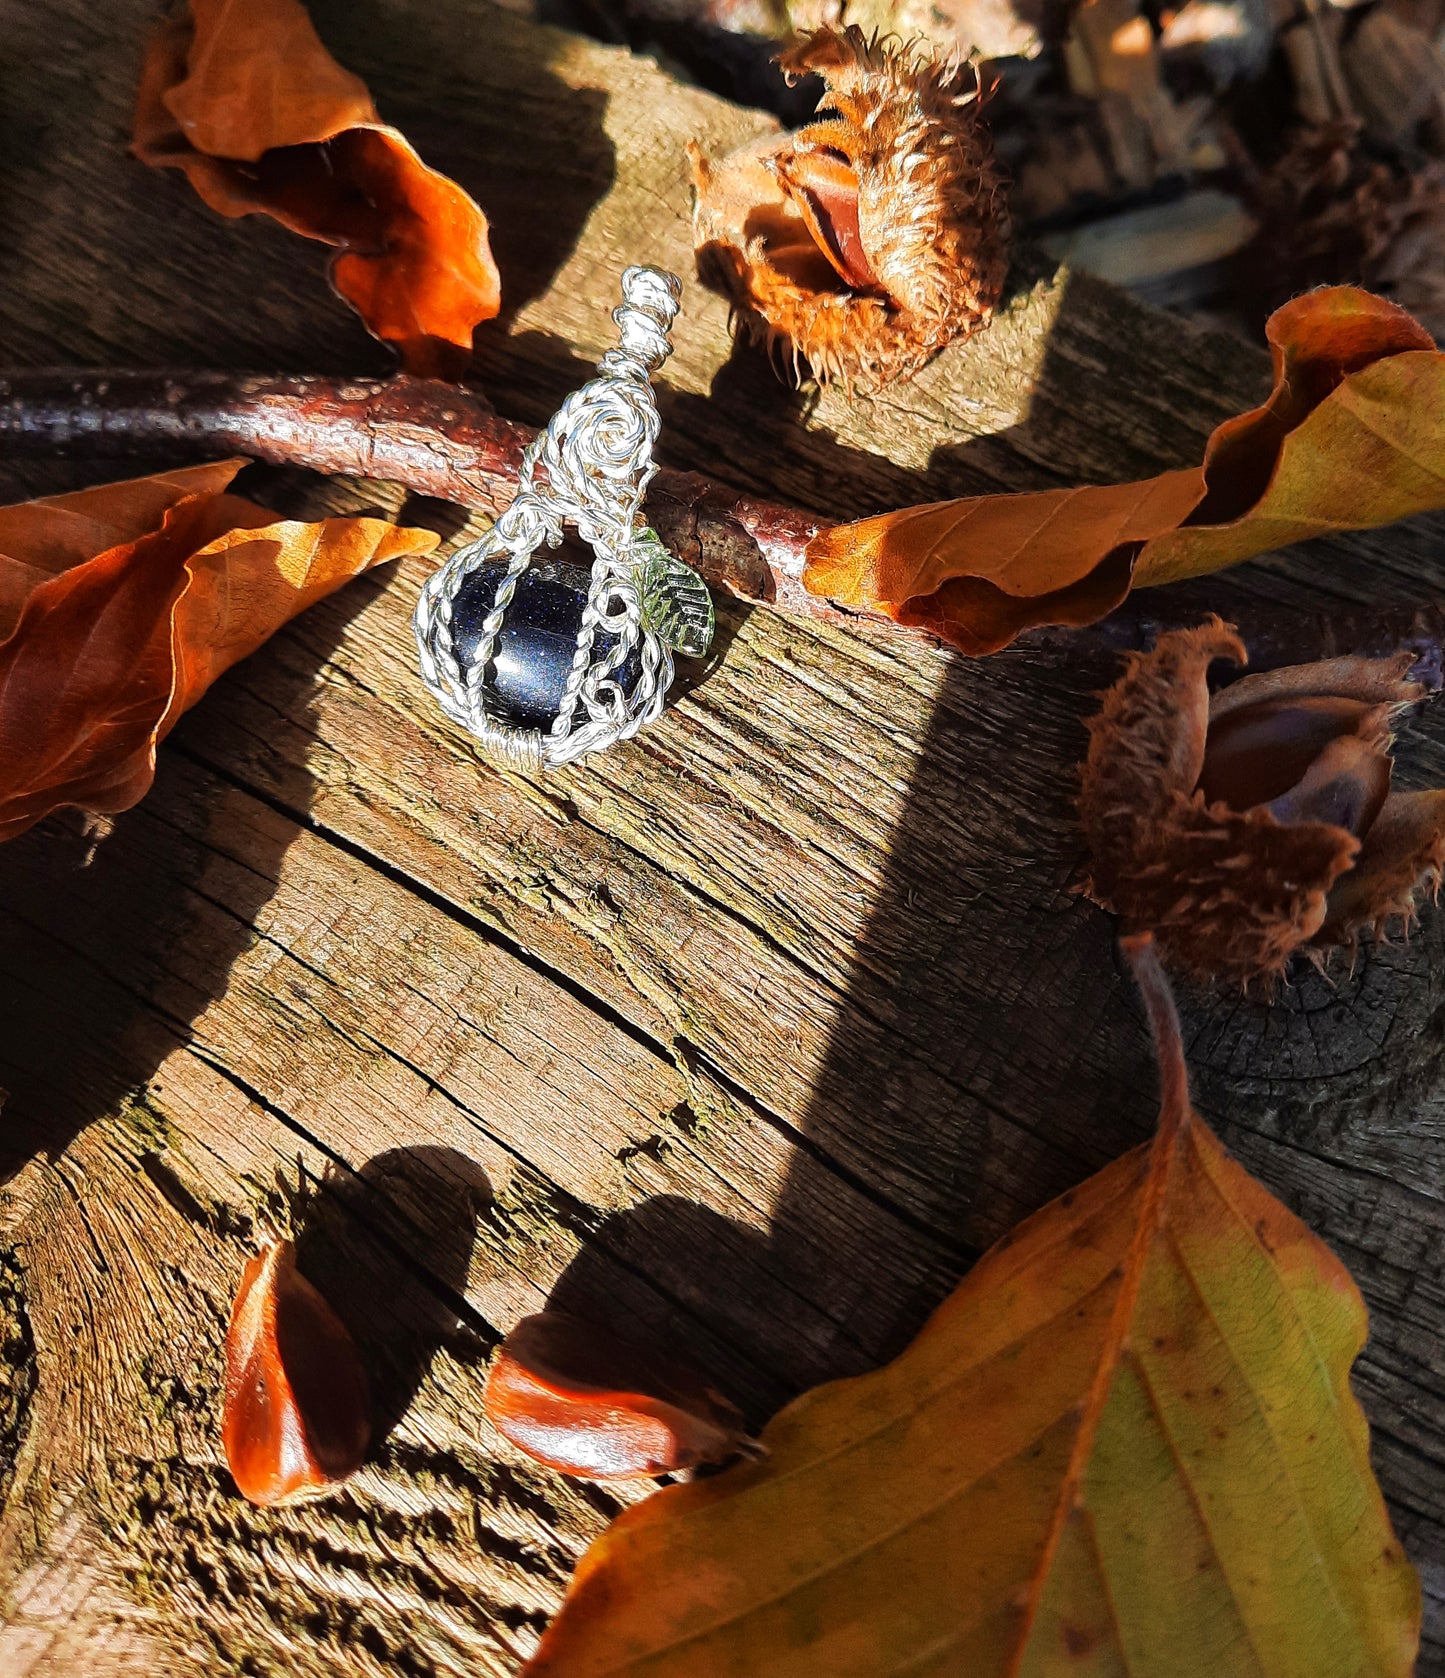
413, 266, 682, 770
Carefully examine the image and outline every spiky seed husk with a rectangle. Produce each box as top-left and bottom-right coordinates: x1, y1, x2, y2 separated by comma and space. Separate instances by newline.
1080, 620, 1445, 986
690, 26, 1010, 388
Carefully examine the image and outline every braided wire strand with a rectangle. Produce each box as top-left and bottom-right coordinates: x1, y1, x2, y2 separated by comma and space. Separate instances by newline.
413, 266, 681, 770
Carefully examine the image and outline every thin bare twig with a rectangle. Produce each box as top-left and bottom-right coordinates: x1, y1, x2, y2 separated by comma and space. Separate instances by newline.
0, 368, 858, 634
1, 366, 1443, 678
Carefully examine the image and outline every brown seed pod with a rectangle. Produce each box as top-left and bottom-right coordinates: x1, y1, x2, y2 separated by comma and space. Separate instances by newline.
222, 1239, 371, 1507
1079, 618, 1445, 985
483, 1311, 753, 1481
689, 26, 1009, 388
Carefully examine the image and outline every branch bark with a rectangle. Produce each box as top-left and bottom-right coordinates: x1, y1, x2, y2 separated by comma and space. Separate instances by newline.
0, 368, 852, 633
1, 367, 1442, 677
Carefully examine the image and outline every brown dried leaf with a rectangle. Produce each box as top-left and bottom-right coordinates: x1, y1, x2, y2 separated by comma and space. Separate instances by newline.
0, 463, 439, 843
806, 468, 1201, 655
691, 27, 1009, 387
0, 460, 245, 641
133, 0, 501, 378
805, 286, 1445, 650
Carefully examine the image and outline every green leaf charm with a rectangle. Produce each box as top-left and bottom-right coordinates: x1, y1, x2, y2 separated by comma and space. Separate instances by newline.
637, 529, 715, 659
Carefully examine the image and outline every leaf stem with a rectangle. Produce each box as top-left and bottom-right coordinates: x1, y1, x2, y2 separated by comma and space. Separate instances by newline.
1008, 931, 1194, 1671
1120, 931, 1192, 1143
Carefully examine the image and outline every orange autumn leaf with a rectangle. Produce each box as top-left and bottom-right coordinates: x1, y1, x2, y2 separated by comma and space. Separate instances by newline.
804, 287, 1445, 654
527, 938, 1419, 1678
0, 460, 247, 641
0, 462, 439, 843
132, 0, 501, 379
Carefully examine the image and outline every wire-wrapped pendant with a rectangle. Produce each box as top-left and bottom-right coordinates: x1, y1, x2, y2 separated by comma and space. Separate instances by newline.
413, 266, 714, 770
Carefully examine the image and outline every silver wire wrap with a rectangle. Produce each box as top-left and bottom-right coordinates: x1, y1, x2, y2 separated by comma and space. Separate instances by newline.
413, 266, 682, 770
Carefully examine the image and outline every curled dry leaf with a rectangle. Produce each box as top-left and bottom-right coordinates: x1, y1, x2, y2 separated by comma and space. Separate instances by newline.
484, 1310, 752, 1481
0, 461, 439, 843
526, 936, 1418, 1677
132, 0, 501, 378
224, 1239, 371, 1507
804, 285, 1445, 652
689, 26, 1009, 387
1079, 619, 1445, 984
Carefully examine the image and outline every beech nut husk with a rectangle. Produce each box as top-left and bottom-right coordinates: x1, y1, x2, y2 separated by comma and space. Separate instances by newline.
1080, 619, 1445, 985
222, 1239, 371, 1507
689, 26, 1009, 388
483, 1310, 754, 1481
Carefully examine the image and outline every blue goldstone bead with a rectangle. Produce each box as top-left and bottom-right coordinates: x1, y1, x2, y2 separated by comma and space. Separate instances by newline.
449, 554, 642, 731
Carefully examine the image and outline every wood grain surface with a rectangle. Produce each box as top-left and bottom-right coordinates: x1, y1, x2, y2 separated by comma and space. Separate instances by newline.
2, 0, 1445, 1673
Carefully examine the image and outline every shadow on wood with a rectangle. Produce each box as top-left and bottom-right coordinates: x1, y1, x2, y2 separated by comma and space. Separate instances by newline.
308, 0, 618, 332
538, 281, 1445, 1661
295, 1145, 493, 1449
0, 562, 387, 1189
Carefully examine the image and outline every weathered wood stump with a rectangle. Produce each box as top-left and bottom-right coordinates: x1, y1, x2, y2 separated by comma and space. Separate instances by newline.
3, 1, 1445, 1673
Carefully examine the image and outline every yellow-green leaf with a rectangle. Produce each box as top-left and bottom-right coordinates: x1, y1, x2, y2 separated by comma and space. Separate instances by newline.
803, 286, 1444, 654
1136, 349, 1445, 587
527, 943, 1419, 1678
